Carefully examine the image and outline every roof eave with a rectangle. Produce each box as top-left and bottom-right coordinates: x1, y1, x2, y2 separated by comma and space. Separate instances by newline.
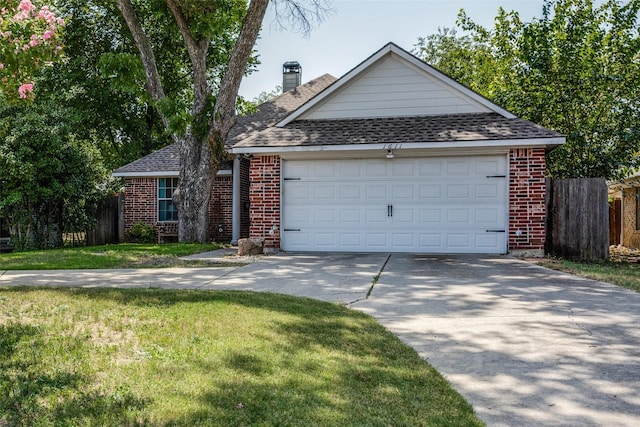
112, 169, 232, 178
231, 136, 566, 155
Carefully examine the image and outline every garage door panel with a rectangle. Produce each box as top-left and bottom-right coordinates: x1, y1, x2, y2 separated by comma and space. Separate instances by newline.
282, 156, 507, 253
447, 209, 471, 224
420, 209, 442, 223
447, 233, 472, 248
447, 160, 471, 176
475, 159, 504, 175
419, 161, 443, 176
314, 209, 335, 223
447, 184, 471, 198
393, 209, 414, 223
419, 233, 443, 248
419, 184, 442, 199
392, 184, 415, 199
392, 233, 415, 247
476, 233, 502, 248
340, 209, 361, 222
365, 162, 388, 177
366, 233, 389, 247
339, 185, 361, 200
340, 233, 362, 246
365, 209, 387, 223
366, 186, 387, 200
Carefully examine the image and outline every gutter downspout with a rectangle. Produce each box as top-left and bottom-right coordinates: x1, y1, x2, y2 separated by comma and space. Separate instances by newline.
231, 156, 241, 245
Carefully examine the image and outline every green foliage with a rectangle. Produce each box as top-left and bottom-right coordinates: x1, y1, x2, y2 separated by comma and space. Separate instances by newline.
414, 0, 640, 180
252, 84, 283, 105
44, 0, 174, 170
0, 101, 109, 250
125, 221, 157, 244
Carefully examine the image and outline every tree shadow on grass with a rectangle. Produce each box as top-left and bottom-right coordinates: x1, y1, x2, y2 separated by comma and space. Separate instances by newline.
0, 287, 481, 425
0, 322, 148, 426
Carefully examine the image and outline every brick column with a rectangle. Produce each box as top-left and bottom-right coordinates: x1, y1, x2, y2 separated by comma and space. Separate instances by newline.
509, 148, 546, 255
249, 155, 281, 250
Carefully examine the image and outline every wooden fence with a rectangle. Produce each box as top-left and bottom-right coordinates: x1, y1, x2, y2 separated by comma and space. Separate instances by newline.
86, 194, 124, 246
546, 178, 609, 261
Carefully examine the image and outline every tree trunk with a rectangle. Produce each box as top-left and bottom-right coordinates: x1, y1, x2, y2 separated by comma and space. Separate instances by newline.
174, 132, 214, 242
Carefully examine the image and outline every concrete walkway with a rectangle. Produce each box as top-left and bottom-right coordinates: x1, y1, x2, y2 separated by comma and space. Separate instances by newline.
1, 252, 639, 426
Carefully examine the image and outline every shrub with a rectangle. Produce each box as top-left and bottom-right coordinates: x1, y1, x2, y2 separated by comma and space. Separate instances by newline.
125, 222, 157, 244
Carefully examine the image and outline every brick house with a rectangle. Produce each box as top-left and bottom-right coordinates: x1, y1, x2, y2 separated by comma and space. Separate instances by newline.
115, 43, 564, 255
112, 73, 337, 243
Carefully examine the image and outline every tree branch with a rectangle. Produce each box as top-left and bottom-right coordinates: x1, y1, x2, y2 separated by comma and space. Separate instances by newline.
116, 0, 165, 103
165, 0, 211, 116
210, 0, 270, 141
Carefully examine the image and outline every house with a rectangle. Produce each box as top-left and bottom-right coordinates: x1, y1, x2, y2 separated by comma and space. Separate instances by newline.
112, 72, 338, 243
114, 42, 565, 255
608, 173, 640, 248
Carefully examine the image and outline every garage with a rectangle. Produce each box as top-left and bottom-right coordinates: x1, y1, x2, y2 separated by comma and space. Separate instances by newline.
282, 155, 508, 253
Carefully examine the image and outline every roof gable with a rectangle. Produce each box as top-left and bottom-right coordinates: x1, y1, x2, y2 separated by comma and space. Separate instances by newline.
278, 42, 515, 126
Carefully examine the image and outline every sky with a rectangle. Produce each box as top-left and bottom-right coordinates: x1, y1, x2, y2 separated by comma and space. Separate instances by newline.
238, 0, 547, 100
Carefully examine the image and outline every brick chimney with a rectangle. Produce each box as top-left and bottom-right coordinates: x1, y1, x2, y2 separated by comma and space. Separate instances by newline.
282, 61, 302, 92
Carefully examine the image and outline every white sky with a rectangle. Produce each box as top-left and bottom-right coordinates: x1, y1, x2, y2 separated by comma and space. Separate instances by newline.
238, 0, 546, 100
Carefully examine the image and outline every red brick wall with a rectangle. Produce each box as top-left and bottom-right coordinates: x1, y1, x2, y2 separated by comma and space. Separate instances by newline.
208, 175, 233, 242
509, 148, 547, 252
249, 155, 281, 249
123, 175, 234, 243
123, 178, 158, 233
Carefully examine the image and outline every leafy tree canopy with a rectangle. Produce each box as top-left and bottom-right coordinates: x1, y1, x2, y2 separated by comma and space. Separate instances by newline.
414, 0, 640, 180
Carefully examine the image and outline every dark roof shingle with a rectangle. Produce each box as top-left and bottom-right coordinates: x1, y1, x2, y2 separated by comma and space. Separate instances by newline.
232, 113, 563, 148
113, 74, 337, 175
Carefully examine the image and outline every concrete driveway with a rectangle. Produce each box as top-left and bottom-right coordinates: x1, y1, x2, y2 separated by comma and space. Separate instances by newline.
353, 254, 640, 427
2, 252, 639, 426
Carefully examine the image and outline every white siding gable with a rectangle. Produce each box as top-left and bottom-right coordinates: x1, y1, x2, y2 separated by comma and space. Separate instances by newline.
299, 55, 491, 120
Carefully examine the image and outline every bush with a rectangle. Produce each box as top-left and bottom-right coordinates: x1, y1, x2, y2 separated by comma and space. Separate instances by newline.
125, 222, 157, 244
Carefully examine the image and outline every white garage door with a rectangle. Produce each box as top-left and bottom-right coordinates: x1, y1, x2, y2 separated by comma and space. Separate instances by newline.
282, 156, 508, 253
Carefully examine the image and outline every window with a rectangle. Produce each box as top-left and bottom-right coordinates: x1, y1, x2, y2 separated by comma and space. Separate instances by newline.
158, 178, 178, 222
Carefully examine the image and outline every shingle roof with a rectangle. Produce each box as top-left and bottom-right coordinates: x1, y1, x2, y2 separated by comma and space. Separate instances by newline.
113, 74, 338, 175
233, 113, 563, 148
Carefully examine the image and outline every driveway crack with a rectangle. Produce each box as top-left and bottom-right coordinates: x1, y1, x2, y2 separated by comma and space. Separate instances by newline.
366, 253, 392, 299
567, 306, 612, 347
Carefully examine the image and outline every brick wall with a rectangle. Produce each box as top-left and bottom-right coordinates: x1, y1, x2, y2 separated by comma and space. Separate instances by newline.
123, 178, 158, 233
622, 188, 640, 248
123, 175, 234, 243
208, 175, 233, 242
509, 148, 547, 253
248, 155, 281, 249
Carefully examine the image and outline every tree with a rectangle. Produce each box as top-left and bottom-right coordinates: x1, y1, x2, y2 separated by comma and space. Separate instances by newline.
253, 84, 282, 104
116, 0, 329, 242
414, 0, 640, 180
44, 0, 175, 170
0, 101, 108, 250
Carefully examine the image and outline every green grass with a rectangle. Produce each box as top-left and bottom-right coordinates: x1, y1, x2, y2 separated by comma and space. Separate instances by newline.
537, 259, 640, 293
0, 243, 226, 270
0, 288, 483, 426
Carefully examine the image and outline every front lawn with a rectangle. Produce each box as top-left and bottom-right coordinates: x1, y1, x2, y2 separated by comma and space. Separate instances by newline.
0, 288, 482, 426
0, 243, 225, 270
537, 258, 640, 293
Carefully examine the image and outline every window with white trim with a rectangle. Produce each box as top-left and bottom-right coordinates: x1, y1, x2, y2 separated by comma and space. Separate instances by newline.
158, 178, 178, 222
